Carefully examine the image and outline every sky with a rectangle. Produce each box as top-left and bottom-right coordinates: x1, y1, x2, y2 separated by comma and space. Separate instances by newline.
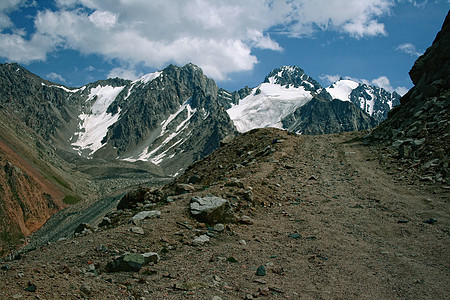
0, 1, 448, 95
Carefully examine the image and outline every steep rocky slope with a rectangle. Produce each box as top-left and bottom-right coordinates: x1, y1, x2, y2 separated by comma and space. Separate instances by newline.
327, 79, 401, 122
1, 128, 447, 299
0, 110, 67, 257
370, 10, 449, 183
224, 66, 393, 134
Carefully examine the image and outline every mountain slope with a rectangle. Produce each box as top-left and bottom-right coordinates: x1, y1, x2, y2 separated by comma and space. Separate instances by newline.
370, 10, 449, 183
69, 64, 237, 176
226, 66, 377, 133
326, 79, 401, 122
2, 128, 448, 299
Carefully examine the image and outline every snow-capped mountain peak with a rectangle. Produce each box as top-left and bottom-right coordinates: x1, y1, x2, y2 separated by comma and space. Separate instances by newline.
263, 65, 322, 91
325, 79, 401, 121
326, 79, 359, 102
133, 71, 163, 85
227, 82, 313, 132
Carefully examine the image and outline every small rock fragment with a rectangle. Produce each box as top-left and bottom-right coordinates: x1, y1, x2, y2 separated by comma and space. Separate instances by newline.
288, 233, 302, 239
213, 223, 225, 232
98, 217, 112, 227
424, 218, 437, 224
130, 210, 161, 223
256, 265, 266, 276
25, 282, 36, 292
129, 227, 145, 235
192, 235, 210, 246
175, 183, 195, 194
239, 215, 254, 225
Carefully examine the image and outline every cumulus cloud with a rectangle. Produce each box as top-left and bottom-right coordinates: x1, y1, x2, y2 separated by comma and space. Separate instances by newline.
46, 72, 66, 83
107, 67, 141, 81
0, 0, 394, 80
370, 76, 408, 95
320, 74, 342, 85
395, 43, 423, 57
322, 74, 409, 96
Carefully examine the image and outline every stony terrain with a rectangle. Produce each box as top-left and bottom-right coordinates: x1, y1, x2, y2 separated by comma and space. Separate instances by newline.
1, 128, 448, 299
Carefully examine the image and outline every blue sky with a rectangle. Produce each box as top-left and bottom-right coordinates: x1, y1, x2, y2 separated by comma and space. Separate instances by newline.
0, 1, 448, 94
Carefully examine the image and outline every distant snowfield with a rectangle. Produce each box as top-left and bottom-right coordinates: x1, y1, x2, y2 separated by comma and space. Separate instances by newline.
326, 79, 359, 102
123, 100, 196, 164
71, 85, 125, 155
227, 83, 312, 132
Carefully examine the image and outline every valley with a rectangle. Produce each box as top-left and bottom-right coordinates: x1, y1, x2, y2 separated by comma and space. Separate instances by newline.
0, 128, 448, 299
0, 10, 448, 299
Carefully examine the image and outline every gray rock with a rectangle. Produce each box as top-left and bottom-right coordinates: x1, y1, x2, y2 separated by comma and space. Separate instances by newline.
98, 217, 112, 227
74, 223, 93, 236
256, 265, 266, 276
225, 178, 245, 188
239, 215, 254, 225
190, 195, 235, 224
192, 235, 210, 246
106, 252, 159, 272
175, 183, 195, 194
129, 227, 144, 235
213, 223, 225, 232
130, 210, 161, 222
142, 252, 160, 264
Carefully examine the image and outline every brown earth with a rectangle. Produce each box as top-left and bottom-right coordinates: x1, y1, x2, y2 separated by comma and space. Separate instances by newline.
0, 133, 65, 256
0, 128, 448, 299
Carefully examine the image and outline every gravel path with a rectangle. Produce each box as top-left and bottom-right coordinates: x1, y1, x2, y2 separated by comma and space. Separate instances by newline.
1, 128, 448, 299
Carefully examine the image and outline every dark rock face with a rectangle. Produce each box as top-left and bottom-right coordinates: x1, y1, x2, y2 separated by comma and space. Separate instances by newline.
0, 63, 81, 142
349, 85, 401, 122
190, 195, 235, 224
282, 97, 377, 134
371, 11, 450, 182
263, 66, 322, 91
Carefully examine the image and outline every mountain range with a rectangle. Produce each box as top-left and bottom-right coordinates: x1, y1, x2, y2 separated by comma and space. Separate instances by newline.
0, 59, 400, 255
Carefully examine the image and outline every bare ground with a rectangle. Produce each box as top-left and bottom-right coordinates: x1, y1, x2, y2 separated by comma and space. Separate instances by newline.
1, 128, 448, 299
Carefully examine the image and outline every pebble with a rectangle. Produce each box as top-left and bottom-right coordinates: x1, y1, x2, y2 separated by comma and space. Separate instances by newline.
239, 240, 247, 245
288, 233, 301, 239
239, 216, 254, 225
25, 282, 36, 292
192, 235, 210, 246
256, 265, 266, 276
213, 223, 225, 232
424, 218, 437, 224
130, 227, 145, 234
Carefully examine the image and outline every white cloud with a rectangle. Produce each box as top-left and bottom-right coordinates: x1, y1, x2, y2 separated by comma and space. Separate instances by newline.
47, 72, 66, 83
395, 43, 422, 56
370, 76, 408, 95
371, 76, 392, 91
320, 74, 342, 85
107, 67, 141, 81
322, 74, 408, 96
0, 0, 394, 80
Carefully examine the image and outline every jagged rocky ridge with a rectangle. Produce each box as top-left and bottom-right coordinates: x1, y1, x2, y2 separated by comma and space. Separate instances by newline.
327, 79, 401, 122
223, 65, 398, 133
0, 61, 400, 256
370, 11, 449, 183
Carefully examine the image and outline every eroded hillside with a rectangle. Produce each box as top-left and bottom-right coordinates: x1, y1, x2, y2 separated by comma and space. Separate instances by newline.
0, 128, 448, 299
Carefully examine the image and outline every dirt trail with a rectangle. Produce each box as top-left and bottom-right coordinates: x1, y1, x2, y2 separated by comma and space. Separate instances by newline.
1, 129, 448, 299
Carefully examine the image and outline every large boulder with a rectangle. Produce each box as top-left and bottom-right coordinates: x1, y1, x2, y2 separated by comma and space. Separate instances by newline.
190, 195, 235, 224
106, 252, 159, 272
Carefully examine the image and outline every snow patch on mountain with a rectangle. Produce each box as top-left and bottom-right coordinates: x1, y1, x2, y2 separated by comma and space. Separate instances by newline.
123, 100, 197, 164
326, 79, 359, 101
227, 83, 312, 133
71, 85, 125, 156
134, 71, 162, 84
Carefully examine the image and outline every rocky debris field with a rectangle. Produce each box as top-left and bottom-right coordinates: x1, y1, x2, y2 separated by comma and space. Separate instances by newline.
1, 128, 448, 299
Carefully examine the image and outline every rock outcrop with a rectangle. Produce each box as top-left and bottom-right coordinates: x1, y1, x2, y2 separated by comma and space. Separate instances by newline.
371, 11, 449, 182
